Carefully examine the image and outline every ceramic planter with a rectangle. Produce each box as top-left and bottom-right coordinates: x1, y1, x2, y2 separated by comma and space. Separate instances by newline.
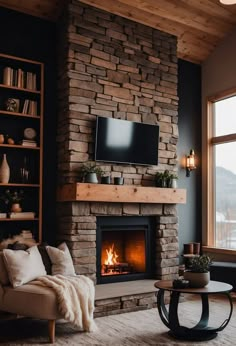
184, 271, 210, 288
84, 172, 98, 184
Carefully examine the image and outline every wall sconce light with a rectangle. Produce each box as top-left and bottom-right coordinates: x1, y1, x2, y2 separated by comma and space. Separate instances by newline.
186, 149, 196, 177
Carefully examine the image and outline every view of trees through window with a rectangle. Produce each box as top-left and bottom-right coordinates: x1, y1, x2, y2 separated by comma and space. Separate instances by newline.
213, 96, 236, 249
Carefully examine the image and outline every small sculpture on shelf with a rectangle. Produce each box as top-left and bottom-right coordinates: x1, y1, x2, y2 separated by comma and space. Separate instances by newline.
5, 98, 20, 112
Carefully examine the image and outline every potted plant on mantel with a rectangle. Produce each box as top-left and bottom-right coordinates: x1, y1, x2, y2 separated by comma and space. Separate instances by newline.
184, 255, 212, 288
79, 163, 104, 184
155, 170, 178, 188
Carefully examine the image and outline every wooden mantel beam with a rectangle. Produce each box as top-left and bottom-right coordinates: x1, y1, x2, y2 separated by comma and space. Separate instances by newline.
57, 183, 186, 204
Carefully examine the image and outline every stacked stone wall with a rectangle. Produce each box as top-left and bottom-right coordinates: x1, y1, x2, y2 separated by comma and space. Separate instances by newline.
56, 0, 179, 291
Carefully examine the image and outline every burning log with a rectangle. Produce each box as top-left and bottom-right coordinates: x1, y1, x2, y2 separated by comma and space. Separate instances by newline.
103, 262, 133, 275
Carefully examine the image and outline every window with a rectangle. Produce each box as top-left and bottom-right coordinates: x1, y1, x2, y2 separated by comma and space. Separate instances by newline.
207, 91, 236, 250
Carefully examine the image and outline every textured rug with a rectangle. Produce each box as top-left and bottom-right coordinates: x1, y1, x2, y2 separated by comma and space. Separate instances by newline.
0, 296, 236, 345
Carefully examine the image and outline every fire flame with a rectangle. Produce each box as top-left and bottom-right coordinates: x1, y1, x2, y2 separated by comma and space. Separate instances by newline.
104, 244, 119, 265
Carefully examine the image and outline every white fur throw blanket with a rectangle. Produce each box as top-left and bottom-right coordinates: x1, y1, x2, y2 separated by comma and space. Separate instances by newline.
32, 275, 97, 332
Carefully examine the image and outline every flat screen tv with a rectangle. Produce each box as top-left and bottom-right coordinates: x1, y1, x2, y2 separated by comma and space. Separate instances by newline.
95, 116, 159, 166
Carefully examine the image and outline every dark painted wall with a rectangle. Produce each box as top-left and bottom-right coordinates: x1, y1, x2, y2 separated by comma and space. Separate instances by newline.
0, 7, 57, 243
177, 59, 202, 261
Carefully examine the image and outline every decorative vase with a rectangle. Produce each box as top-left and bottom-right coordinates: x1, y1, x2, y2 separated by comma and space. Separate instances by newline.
171, 178, 178, 188
101, 176, 111, 184
0, 134, 4, 144
11, 203, 22, 213
114, 177, 124, 185
0, 153, 10, 183
84, 173, 98, 183
184, 271, 210, 288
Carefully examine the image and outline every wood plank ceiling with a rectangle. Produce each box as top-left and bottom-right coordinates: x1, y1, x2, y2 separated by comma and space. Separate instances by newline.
0, 0, 236, 64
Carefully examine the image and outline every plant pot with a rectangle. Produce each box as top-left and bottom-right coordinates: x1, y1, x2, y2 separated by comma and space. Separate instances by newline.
114, 177, 124, 185
101, 176, 110, 184
11, 203, 22, 213
84, 172, 98, 184
170, 178, 178, 188
184, 271, 210, 288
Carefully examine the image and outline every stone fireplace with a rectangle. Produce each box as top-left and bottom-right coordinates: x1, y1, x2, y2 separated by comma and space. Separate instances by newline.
56, 0, 181, 293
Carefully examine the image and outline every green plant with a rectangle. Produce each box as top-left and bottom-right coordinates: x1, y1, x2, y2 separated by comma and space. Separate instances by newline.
189, 255, 212, 273
155, 170, 178, 187
170, 173, 178, 180
0, 189, 24, 206
79, 163, 104, 179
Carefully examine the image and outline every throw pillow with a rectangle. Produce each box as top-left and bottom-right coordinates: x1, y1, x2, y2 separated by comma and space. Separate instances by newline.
0, 252, 10, 286
37, 243, 52, 275
3, 245, 46, 288
46, 242, 76, 276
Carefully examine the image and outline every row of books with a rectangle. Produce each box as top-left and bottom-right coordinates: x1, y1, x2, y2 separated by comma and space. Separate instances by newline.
3, 67, 37, 91
22, 99, 38, 115
0, 212, 35, 219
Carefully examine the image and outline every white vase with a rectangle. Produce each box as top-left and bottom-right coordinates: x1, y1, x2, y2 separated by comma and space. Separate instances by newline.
0, 154, 10, 183
171, 179, 178, 188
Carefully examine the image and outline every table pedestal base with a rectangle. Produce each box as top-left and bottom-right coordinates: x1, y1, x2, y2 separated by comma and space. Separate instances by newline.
156, 288, 233, 342
168, 330, 218, 341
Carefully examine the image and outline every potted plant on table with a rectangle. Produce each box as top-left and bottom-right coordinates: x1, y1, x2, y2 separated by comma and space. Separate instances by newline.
79, 163, 104, 184
184, 255, 212, 288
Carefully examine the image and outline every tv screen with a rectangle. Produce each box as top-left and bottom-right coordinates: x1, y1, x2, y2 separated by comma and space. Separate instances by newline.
95, 117, 159, 166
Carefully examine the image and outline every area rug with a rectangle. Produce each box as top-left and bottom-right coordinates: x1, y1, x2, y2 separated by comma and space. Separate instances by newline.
0, 296, 236, 345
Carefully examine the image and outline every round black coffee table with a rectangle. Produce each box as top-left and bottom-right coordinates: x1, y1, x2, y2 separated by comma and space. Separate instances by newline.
154, 280, 233, 341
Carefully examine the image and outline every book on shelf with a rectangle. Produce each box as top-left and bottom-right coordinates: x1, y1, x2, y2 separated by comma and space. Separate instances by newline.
21, 99, 38, 115
20, 139, 37, 147
3, 67, 12, 86
20, 230, 33, 239
9, 212, 35, 219
0, 213, 7, 218
2, 67, 37, 90
17, 68, 23, 88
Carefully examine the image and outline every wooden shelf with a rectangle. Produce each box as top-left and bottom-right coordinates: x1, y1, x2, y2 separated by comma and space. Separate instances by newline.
0, 83, 40, 94
0, 183, 39, 187
0, 110, 40, 119
0, 144, 39, 150
0, 53, 44, 243
57, 183, 187, 204
0, 218, 38, 222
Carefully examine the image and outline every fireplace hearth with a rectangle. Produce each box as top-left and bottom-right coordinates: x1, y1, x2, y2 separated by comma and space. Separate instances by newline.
97, 216, 155, 284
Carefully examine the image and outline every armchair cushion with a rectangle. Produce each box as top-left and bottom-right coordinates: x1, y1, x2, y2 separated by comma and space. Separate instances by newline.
3, 245, 46, 288
0, 283, 60, 320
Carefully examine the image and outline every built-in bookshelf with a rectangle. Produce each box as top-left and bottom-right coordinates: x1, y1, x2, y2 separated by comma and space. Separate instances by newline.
0, 53, 43, 243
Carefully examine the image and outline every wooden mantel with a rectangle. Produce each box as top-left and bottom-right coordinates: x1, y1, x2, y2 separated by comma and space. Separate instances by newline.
57, 183, 186, 204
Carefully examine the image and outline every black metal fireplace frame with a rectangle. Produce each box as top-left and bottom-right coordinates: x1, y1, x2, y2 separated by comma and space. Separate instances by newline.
96, 216, 155, 284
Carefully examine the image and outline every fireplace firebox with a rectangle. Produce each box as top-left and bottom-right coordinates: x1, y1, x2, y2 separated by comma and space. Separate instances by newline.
97, 216, 155, 284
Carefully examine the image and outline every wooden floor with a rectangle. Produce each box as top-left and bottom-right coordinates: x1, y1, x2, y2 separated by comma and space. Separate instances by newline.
0, 296, 235, 345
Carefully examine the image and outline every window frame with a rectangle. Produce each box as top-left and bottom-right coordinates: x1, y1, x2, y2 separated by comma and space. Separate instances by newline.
203, 88, 236, 254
